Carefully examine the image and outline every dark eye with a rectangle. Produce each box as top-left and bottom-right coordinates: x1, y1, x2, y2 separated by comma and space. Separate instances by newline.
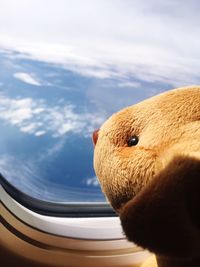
127, 135, 139, 147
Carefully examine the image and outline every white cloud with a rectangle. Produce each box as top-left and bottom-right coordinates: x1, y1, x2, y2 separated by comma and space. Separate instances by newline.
20, 123, 37, 133
0, 98, 33, 125
0, 0, 200, 85
0, 156, 38, 191
0, 94, 105, 138
13, 72, 41, 86
35, 130, 46, 136
0, 1, 200, 86
117, 81, 141, 88
0, 154, 104, 201
84, 176, 100, 187
39, 139, 66, 159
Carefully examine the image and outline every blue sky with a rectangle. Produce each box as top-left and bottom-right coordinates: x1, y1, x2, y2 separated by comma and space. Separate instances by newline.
0, 52, 106, 202
0, 1, 200, 202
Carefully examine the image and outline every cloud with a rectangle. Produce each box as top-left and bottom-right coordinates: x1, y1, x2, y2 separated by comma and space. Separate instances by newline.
0, 155, 38, 190
117, 81, 141, 88
0, 1, 199, 86
13, 72, 41, 86
84, 176, 100, 187
0, 154, 104, 201
35, 130, 46, 136
0, 94, 105, 138
0, 98, 33, 124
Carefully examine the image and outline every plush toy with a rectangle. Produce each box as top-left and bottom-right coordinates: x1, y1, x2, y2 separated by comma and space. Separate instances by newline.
93, 86, 200, 267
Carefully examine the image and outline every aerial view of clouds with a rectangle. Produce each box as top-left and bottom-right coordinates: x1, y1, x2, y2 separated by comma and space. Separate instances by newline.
0, 0, 199, 202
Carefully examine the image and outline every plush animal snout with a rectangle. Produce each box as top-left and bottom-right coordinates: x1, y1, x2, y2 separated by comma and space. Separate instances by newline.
92, 129, 99, 146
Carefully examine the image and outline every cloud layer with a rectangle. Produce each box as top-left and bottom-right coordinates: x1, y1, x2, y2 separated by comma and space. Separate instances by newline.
0, 94, 104, 138
84, 176, 99, 187
13, 72, 41, 86
0, 154, 104, 201
0, 1, 199, 86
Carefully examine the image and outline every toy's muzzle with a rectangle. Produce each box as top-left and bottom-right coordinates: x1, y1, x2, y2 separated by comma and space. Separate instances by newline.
92, 129, 99, 146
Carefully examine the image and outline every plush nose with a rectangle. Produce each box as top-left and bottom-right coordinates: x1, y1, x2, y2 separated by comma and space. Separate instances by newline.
92, 129, 99, 146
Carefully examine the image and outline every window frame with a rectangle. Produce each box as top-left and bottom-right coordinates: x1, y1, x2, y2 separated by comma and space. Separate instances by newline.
1, 183, 151, 267
0, 173, 116, 218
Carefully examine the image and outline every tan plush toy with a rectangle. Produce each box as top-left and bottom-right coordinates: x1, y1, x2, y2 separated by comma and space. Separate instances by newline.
93, 86, 200, 267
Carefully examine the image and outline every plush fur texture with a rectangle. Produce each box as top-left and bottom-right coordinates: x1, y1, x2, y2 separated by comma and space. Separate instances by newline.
93, 86, 200, 267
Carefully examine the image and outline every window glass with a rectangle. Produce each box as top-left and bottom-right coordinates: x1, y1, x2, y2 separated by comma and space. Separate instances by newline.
0, 1, 199, 202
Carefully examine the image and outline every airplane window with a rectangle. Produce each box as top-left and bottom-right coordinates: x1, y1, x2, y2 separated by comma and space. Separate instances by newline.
0, 1, 199, 209
1, 2, 199, 267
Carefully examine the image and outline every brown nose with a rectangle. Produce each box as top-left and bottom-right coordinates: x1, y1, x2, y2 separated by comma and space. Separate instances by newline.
92, 129, 99, 146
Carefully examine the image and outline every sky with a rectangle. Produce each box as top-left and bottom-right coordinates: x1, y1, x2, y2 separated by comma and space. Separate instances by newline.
0, 0, 200, 86
0, 1, 200, 202
0, 94, 104, 137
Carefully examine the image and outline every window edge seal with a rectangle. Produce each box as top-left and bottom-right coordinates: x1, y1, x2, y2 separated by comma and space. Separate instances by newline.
0, 173, 116, 218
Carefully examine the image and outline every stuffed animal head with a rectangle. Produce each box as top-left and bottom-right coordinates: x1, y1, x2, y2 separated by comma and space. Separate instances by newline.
93, 86, 200, 265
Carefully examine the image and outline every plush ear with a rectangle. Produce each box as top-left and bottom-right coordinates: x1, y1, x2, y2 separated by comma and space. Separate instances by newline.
120, 155, 200, 259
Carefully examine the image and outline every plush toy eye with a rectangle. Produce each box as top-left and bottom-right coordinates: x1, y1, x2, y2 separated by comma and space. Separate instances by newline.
127, 135, 139, 147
